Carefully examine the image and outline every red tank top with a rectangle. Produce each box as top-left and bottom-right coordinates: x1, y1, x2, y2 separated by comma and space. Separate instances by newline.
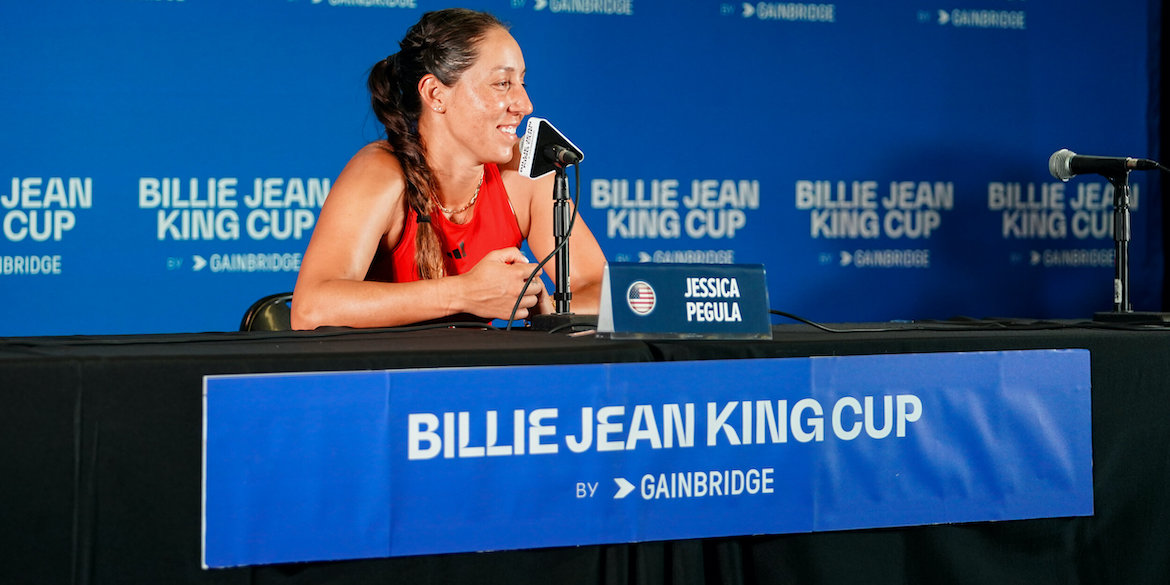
367, 163, 523, 282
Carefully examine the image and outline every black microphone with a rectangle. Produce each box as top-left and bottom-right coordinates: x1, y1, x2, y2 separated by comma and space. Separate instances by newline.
545, 144, 581, 165
1049, 148, 1159, 181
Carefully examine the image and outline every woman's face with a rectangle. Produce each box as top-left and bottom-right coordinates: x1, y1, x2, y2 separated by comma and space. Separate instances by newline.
440, 27, 533, 164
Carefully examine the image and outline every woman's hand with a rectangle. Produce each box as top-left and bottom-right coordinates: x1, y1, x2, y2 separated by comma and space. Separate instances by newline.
533, 282, 555, 315
455, 247, 545, 319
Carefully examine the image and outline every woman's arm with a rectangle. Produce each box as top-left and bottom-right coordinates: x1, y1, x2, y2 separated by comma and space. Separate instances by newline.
291, 145, 542, 329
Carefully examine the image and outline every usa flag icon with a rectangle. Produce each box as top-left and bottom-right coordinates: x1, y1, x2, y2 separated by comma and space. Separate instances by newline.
626, 281, 656, 315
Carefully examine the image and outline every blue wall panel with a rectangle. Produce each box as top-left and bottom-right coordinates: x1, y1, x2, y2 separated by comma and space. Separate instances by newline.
1, 0, 1159, 335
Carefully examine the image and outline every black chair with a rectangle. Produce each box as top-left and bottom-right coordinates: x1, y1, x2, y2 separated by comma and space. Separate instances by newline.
240, 292, 293, 332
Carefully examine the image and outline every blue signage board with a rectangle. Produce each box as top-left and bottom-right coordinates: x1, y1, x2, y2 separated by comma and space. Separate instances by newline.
597, 262, 772, 339
202, 350, 1092, 568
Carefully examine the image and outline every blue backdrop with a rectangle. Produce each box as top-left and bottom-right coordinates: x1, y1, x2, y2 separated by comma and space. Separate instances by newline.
1, 0, 1161, 335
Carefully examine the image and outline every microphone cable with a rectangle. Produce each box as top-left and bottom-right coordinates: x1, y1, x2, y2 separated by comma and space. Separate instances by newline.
769, 309, 1170, 333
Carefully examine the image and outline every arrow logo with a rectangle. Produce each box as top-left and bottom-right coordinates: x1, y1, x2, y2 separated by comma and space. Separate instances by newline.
534, 0, 547, 10
1031, 251, 1042, 266
937, 9, 950, 25
839, 250, 853, 266
193, 255, 207, 271
742, 2, 754, 18
614, 477, 634, 499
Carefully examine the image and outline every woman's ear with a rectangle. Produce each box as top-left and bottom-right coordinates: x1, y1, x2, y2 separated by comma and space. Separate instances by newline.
418, 74, 449, 114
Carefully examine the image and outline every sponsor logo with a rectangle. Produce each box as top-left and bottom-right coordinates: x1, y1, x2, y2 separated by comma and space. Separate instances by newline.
175, 253, 304, 273
927, 8, 1026, 29
0, 255, 63, 276
628, 249, 736, 264
3, 177, 92, 243
988, 181, 1132, 240
526, 0, 634, 16
829, 249, 931, 269
795, 180, 952, 240
294, 0, 418, 8
592, 178, 759, 240
446, 241, 467, 260
138, 176, 328, 242
1022, 249, 1114, 268
736, 3, 836, 22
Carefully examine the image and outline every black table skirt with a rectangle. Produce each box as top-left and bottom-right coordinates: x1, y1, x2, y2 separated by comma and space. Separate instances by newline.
3, 322, 1167, 585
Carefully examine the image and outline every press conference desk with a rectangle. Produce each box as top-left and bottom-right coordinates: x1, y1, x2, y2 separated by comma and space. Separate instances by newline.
3, 322, 1169, 585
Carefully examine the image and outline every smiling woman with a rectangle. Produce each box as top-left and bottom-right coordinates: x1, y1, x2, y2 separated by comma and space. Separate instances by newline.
291, 8, 606, 329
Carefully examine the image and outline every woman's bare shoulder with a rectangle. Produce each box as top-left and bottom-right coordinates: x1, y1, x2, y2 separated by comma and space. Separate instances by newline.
347, 142, 403, 176
329, 142, 407, 201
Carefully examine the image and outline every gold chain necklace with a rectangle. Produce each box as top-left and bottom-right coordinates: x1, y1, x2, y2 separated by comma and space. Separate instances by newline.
432, 172, 484, 216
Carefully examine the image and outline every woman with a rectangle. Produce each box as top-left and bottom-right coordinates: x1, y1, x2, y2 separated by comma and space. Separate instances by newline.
292, 9, 605, 329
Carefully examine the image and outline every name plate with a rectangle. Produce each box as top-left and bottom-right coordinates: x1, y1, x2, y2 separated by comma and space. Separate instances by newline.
597, 263, 771, 339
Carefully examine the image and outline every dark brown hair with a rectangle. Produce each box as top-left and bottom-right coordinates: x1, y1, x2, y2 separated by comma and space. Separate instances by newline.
367, 8, 506, 279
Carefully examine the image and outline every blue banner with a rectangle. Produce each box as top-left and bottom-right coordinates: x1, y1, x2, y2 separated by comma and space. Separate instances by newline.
0, 1, 1161, 335
202, 350, 1093, 568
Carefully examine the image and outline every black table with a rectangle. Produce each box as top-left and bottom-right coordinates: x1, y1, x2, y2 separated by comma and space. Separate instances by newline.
3, 322, 1168, 585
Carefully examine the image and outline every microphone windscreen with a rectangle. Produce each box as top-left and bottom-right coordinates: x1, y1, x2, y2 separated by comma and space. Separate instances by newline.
1049, 148, 1075, 181
518, 117, 585, 179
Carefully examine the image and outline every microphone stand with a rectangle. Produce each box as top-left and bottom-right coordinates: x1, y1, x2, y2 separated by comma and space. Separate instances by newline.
552, 163, 572, 313
1093, 171, 1170, 323
530, 163, 597, 332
